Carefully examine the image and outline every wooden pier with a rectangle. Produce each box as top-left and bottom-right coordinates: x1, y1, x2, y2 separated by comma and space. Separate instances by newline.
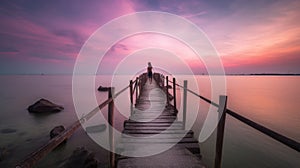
117, 74, 205, 167
16, 72, 300, 168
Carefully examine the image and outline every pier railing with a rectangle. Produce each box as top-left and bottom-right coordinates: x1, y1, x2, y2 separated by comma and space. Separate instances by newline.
164, 76, 300, 168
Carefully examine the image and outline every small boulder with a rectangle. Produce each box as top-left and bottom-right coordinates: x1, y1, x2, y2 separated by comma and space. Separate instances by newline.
0, 128, 17, 134
97, 86, 110, 92
0, 147, 9, 162
50, 125, 65, 139
28, 98, 64, 113
60, 147, 98, 168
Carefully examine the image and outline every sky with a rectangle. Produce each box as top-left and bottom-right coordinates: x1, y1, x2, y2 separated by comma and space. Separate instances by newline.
0, 0, 300, 74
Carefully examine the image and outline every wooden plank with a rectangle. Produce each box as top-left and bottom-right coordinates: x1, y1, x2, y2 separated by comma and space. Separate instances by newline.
124, 122, 182, 127
127, 119, 177, 123
121, 133, 194, 138
118, 145, 205, 168
124, 126, 183, 130
122, 129, 193, 134
121, 137, 199, 144
129, 115, 177, 120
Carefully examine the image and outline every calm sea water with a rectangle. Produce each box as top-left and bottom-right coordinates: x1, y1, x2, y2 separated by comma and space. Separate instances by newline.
0, 75, 299, 167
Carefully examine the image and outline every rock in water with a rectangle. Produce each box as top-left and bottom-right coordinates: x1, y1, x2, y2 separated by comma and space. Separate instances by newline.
50, 125, 65, 139
0, 147, 9, 162
97, 86, 110, 92
28, 98, 64, 113
60, 147, 98, 168
1, 128, 17, 134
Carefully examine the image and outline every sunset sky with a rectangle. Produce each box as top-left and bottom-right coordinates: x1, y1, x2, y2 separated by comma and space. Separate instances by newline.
0, 0, 300, 74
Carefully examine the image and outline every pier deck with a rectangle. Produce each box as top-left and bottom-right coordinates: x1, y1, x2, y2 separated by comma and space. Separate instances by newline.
117, 78, 205, 167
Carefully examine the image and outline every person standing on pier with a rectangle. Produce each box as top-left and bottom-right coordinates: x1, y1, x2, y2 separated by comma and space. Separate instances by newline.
147, 62, 153, 84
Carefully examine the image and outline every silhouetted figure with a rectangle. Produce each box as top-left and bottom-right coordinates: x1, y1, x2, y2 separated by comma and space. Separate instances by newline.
147, 62, 153, 84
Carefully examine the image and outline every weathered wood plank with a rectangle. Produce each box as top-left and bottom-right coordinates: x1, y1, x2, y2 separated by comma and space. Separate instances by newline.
118, 145, 205, 168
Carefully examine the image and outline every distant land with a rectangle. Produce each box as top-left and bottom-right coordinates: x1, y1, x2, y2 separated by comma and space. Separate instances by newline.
224, 73, 300, 76
0, 73, 300, 76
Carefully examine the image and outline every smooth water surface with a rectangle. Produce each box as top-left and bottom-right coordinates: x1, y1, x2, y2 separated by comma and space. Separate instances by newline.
0, 75, 299, 167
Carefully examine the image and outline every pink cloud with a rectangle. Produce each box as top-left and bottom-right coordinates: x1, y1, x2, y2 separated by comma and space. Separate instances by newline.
1, 0, 300, 74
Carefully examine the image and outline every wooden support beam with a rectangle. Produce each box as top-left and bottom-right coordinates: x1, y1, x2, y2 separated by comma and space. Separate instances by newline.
129, 80, 133, 104
214, 95, 228, 168
173, 77, 177, 112
135, 77, 138, 101
182, 80, 188, 130
166, 76, 169, 105
108, 87, 115, 168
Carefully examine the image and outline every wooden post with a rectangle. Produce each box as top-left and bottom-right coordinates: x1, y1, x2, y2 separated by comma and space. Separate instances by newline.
162, 75, 164, 88
214, 95, 228, 168
135, 77, 138, 101
161, 75, 164, 88
130, 80, 133, 115
173, 77, 177, 112
129, 80, 133, 104
166, 76, 169, 105
182, 80, 187, 130
108, 87, 115, 168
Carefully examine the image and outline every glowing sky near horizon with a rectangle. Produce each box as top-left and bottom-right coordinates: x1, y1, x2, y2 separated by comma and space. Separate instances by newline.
0, 0, 300, 74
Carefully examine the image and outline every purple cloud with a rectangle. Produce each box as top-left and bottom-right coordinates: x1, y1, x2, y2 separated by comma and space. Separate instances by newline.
0, 0, 299, 74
